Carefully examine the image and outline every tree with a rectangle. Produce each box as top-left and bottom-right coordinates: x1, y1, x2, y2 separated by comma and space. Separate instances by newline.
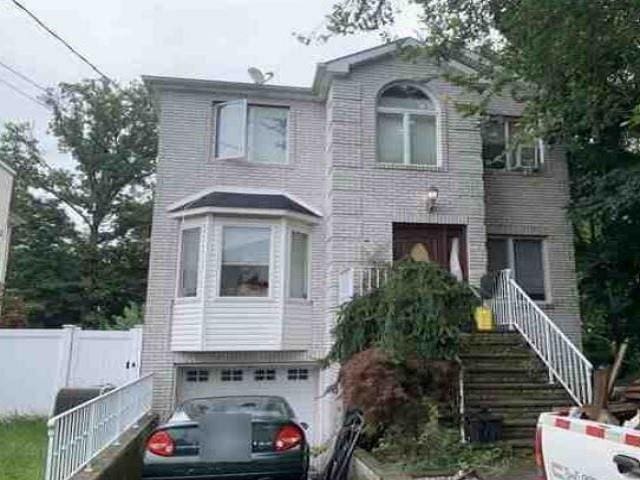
1, 79, 157, 327
314, 0, 640, 365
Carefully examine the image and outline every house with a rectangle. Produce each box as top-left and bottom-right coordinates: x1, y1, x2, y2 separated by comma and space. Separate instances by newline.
0, 159, 15, 291
142, 39, 582, 446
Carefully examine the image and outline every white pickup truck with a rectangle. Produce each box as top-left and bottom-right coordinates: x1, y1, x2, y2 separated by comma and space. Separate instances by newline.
537, 411, 640, 479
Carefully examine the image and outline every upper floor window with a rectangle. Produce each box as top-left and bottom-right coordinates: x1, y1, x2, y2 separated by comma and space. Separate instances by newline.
376, 84, 439, 166
481, 117, 544, 172
487, 236, 546, 301
214, 100, 288, 164
178, 227, 201, 297
220, 226, 271, 297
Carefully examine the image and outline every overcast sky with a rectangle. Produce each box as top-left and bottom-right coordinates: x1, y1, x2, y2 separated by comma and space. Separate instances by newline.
0, 0, 420, 168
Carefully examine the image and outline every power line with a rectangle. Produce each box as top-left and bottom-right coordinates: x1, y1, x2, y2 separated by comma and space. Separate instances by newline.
11, 0, 114, 84
0, 75, 49, 109
0, 59, 48, 92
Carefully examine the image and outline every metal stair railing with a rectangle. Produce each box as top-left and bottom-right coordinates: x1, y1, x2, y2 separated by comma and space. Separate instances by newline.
488, 269, 593, 406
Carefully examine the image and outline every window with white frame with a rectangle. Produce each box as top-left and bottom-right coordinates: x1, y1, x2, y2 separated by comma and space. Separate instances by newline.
376, 84, 439, 166
178, 227, 201, 297
254, 369, 276, 381
487, 237, 547, 301
287, 368, 309, 381
289, 231, 309, 299
185, 369, 209, 383
221, 369, 243, 382
220, 226, 271, 297
214, 100, 288, 164
481, 117, 544, 171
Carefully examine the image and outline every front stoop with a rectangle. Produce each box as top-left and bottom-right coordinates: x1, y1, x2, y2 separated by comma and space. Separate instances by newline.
460, 332, 573, 447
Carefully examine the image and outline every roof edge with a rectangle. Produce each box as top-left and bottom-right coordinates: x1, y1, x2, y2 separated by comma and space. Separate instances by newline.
166, 186, 323, 218
142, 75, 319, 102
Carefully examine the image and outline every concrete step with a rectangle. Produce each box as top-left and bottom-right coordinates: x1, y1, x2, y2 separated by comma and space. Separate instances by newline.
464, 382, 563, 391
463, 371, 550, 383
465, 389, 569, 402
465, 398, 566, 409
459, 352, 533, 360
459, 344, 531, 356
461, 333, 524, 346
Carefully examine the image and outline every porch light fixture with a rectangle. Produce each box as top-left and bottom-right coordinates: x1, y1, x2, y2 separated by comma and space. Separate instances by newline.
426, 186, 439, 213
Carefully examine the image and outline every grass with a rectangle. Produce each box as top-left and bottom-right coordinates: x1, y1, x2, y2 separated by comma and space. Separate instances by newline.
0, 416, 48, 480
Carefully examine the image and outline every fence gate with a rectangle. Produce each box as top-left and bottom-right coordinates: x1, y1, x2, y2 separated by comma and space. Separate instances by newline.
0, 325, 143, 416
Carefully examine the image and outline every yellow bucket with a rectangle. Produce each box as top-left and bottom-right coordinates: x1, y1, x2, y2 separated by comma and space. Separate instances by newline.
474, 306, 495, 332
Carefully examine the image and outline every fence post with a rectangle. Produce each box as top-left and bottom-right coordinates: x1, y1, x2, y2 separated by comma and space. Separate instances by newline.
131, 326, 144, 380
57, 325, 78, 394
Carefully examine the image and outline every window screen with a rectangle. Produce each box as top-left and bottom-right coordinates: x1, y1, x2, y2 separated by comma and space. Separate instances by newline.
215, 101, 245, 158
514, 239, 546, 301
248, 106, 288, 164
487, 238, 510, 273
220, 226, 270, 297
289, 232, 309, 299
179, 228, 201, 297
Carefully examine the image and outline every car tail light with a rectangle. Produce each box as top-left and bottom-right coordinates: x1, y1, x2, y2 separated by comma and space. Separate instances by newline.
535, 426, 547, 480
147, 430, 175, 457
274, 424, 304, 452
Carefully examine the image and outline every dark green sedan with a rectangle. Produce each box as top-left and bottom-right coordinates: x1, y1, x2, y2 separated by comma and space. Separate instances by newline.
142, 396, 310, 480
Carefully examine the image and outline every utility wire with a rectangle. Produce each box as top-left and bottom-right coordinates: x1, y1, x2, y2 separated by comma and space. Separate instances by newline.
11, 0, 114, 83
0, 59, 48, 92
0, 75, 48, 109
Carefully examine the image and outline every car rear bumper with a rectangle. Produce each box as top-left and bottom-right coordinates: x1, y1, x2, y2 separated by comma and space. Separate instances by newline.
143, 474, 305, 480
142, 452, 308, 480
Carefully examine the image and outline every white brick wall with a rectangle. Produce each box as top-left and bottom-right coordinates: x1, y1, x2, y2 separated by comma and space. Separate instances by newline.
142, 52, 582, 420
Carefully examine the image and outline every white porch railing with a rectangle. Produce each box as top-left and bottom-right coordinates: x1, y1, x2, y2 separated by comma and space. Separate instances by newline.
489, 270, 593, 406
44, 373, 153, 480
338, 266, 389, 302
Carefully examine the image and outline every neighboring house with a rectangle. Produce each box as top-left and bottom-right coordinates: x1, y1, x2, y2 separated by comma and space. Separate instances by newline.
142, 39, 581, 445
0, 159, 15, 290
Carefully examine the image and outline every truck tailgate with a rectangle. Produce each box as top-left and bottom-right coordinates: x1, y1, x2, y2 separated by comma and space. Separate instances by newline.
539, 412, 640, 479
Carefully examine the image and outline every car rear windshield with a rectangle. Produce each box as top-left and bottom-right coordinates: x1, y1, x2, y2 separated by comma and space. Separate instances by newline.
178, 396, 294, 421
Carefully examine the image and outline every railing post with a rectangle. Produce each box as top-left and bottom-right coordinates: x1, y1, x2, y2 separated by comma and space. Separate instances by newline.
113, 390, 122, 446
545, 323, 554, 384
84, 402, 96, 473
44, 419, 55, 480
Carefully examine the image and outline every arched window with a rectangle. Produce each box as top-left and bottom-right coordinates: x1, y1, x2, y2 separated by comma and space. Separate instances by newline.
376, 84, 439, 166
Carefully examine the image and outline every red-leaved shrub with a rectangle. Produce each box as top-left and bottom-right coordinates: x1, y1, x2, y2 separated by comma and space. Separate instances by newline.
341, 348, 410, 425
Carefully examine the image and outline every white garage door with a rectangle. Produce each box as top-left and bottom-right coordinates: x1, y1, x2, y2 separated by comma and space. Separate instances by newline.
177, 365, 318, 444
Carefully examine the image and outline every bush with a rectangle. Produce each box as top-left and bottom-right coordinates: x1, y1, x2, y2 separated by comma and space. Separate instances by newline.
373, 401, 516, 477
326, 260, 478, 365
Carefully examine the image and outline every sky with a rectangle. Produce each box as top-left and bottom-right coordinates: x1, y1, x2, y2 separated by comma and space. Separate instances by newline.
0, 0, 422, 169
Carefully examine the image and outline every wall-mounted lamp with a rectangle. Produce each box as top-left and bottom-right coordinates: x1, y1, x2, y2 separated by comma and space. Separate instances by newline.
426, 186, 439, 213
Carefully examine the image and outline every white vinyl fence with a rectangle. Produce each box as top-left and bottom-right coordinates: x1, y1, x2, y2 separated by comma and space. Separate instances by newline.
45, 374, 153, 480
0, 325, 143, 416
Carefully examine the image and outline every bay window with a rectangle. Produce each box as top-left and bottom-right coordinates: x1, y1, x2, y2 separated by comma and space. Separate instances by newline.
487, 236, 547, 301
481, 117, 544, 171
220, 226, 271, 297
289, 231, 309, 299
376, 84, 439, 166
214, 100, 288, 164
178, 227, 201, 297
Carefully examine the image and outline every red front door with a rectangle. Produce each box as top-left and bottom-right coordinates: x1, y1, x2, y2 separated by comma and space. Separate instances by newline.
392, 223, 468, 280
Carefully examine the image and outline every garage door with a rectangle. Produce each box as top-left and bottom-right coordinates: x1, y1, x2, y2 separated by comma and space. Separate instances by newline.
177, 365, 318, 444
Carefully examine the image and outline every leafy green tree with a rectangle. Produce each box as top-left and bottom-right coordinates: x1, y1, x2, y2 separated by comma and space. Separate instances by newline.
315, 0, 640, 364
1, 79, 157, 327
